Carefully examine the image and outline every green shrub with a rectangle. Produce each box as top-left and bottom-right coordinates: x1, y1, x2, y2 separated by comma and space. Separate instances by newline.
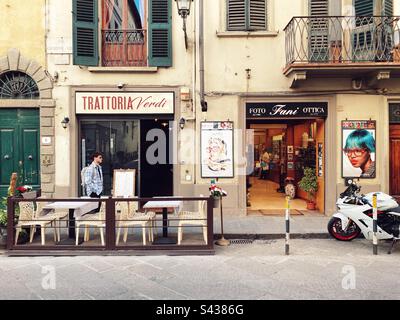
298, 167, 318, 202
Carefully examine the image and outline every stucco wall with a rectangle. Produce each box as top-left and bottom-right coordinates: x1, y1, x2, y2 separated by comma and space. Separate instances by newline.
0, 0, 46, 67
336, 94, 389, 192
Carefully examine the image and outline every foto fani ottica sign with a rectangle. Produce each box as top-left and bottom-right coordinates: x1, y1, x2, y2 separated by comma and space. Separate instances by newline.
246, 102, 328, 118
75, 92, 174, 114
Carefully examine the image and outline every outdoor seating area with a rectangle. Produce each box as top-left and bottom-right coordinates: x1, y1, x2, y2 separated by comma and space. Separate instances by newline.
6, 196, 214, 253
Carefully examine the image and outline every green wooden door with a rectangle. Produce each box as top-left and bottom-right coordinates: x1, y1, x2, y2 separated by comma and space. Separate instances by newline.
0, 109, 40, 198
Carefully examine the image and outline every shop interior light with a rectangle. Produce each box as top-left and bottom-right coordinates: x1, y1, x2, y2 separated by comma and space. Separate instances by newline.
61, 117, 70, 129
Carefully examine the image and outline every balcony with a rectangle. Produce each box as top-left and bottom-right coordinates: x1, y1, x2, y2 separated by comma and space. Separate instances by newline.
102, 29, 147, 67
284, 16, 400, 87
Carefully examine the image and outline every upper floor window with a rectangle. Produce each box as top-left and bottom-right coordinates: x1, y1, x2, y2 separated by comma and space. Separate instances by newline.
103, 0, 145, 30
227, 0, 268, 31
73, 0, 172, 68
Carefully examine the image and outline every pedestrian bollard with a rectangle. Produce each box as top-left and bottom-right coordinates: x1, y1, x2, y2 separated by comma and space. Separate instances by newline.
285, 196, 290, 255
372, 193, 378, 255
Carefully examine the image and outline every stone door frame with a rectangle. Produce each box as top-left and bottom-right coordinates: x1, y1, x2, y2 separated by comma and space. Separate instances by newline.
0, 48, 55, 197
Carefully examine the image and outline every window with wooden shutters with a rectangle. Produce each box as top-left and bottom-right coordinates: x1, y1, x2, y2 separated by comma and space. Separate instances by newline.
227, 0, 267, 31
149, 0, 172, 67
309, 0, 329, 62
73, 0, 99, 66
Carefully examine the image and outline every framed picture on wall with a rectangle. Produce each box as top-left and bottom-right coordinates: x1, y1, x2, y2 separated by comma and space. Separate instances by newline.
287, 162, 294, 170
201, 121, 234, 178
287, 154, 293, 161
287, 146, 294, 154
342, 120, 376, 179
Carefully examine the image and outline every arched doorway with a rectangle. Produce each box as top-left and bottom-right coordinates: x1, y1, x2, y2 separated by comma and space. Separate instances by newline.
0, 49, 54, 198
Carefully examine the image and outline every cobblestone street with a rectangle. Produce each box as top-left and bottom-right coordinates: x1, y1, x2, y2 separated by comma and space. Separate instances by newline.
1, 239, 399, 300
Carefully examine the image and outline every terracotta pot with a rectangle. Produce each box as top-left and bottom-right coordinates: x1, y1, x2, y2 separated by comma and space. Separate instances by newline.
306, 201, 316, 210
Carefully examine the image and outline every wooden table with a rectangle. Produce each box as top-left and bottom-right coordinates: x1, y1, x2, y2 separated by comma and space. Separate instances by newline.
143, 200, 183, 245
43, 201, 99, 244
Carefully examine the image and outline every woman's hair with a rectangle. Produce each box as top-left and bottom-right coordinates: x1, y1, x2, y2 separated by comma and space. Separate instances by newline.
344, 129, 376, 153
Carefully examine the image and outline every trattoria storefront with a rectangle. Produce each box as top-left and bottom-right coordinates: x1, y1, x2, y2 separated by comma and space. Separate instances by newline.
74, 89, 177, 198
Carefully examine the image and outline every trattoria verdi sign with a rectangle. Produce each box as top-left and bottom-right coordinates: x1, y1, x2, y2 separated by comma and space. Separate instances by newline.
246, 102, 328, 118
75, 92, 174, 114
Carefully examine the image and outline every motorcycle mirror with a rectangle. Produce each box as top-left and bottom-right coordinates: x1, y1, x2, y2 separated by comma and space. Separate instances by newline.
347, 179, 353, 185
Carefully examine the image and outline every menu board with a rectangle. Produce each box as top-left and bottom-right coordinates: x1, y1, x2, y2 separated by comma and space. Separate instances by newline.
113, 169, 136, 197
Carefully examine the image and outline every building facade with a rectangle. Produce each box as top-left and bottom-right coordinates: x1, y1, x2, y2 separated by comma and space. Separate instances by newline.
0, 0, 54, 199
19, 0, 400, 218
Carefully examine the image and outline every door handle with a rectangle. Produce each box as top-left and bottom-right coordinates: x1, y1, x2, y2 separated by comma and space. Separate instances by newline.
28, 155, 33, 160
4, 154, 9, 160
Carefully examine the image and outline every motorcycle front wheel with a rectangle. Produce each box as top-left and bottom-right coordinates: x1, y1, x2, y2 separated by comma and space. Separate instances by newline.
328, 217, 361, 241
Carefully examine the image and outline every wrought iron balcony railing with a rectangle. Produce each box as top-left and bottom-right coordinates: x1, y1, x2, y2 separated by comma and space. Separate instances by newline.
284, 16, 400, 67
102, 29, 147, 67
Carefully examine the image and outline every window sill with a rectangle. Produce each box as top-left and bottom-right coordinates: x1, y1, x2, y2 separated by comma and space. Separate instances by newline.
88, 66, 158, 73
216, 30, 279, 38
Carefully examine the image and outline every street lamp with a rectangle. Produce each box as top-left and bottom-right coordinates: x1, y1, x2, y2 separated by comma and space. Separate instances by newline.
61, 117, 70, 129
175, 0, 193, 50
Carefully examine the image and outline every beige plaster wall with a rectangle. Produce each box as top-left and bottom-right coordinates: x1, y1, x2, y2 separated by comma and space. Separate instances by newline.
0, 0, 46, 67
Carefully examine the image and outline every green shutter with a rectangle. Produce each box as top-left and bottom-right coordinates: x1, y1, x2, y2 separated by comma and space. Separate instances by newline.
354, 0, 374, 16
249, 0, 267, 31
73, 0, 99, 66
309, 0, 329, 62
227, 0, 247, 31
227, 0, 267, 31
383, 0, 393, 15
149, 0, 172, 67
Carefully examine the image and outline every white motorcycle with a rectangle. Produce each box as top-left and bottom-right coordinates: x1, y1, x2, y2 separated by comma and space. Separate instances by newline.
328, 180, 400, 253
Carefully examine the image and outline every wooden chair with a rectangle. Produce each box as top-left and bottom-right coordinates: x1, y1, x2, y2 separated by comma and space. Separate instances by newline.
75, 202, 106, 246
116, 201, 155, 246
177, 198, 208, 245
15, 202, 58, 245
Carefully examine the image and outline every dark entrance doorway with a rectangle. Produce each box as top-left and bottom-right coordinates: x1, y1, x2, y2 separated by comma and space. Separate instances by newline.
0, 109, 40, 198
140, 119, 173, 197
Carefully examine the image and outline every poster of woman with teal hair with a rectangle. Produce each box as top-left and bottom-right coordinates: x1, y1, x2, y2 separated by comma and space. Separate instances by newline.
342, 121, 376, 178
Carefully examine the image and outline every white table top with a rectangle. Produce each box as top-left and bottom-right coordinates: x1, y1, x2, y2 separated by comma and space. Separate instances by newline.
143, 200, 183, 209
43, 202, 96, 210
43, 201, 99, 218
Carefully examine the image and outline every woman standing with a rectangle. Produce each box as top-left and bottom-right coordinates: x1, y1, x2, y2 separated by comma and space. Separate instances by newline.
259, 149, 270, 180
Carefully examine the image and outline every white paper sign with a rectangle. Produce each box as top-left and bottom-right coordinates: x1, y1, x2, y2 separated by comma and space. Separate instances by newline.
76, 92, 174, 115
201, 122, 234, 178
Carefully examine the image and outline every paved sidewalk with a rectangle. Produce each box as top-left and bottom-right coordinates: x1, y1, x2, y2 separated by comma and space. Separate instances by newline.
214, 215, 330, 237
0, 239, 399, 300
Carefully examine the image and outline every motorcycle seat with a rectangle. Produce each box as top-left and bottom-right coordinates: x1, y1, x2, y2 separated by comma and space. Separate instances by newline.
389, 206, 400, 214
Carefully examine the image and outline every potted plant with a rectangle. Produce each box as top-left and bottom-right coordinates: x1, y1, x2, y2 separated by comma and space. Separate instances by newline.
16, 185, 36, 199
298, 167, 318, 210
0, 199, 7, 246
209, 179, 227, 208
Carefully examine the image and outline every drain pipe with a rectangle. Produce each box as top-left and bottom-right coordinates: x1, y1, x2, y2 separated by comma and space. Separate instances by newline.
199, 0, 206, 113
